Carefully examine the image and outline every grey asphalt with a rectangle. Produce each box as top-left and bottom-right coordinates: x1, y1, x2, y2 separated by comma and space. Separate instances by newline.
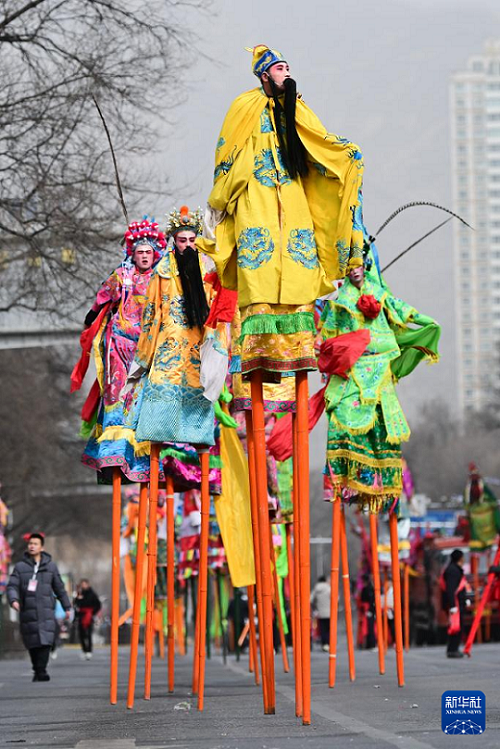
1, 639, 499, 749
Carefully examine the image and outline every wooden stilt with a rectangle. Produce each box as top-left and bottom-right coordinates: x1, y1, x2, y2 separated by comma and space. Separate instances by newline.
340, 506, 355, 682
369, 513, 385, 675
389, 512, 405, 686
471, 554, 483, 644
110, 467, 122, 705
197, 451, 210, 711
158, 609, 165, 659
249, 375, 276, 714
270, 532, 290, 673
292, 413, 303, 717
245, 410, 268, 708
404, 562, 410, 652
166, 475, 175, 692
127, 482, 149, 708
295, 371, 311, 726
144, 444, 160, 700
328, 498, 341, 687
247, 585, 260, 685
176, 598, 186, 656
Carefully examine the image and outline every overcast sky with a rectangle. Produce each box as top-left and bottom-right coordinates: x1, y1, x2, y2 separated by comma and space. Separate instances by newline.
152, 0, 499, 432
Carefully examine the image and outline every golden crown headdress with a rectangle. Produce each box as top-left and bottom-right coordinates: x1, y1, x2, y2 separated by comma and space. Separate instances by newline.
165, 205, 203, 238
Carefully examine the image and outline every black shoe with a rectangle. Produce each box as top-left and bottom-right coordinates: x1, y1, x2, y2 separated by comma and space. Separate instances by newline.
36, 672, 51, 681
447, 652, 464, 659
32, 674, 39, 682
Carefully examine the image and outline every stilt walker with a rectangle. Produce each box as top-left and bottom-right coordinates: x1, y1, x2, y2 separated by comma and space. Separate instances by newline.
321, 245, 440, 689
198, 43, 366, 723
369, 513, 385, 675
166, 475, 175, 692
127, 482, 149, 708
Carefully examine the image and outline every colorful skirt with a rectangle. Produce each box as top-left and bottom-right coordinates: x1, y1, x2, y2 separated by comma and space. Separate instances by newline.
325, 405, 402, 514
240, 303, 317, 377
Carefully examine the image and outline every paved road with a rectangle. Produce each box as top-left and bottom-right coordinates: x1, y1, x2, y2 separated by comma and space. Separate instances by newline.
1, 640, 499, 749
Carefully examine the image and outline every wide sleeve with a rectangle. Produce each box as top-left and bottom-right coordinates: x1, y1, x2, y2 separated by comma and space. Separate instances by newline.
92, 269, 123, 310
134, 271, 163, 370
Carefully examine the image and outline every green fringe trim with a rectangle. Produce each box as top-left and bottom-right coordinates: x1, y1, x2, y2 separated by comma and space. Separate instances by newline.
160, 446, 222, 469
240, 311, 316, 340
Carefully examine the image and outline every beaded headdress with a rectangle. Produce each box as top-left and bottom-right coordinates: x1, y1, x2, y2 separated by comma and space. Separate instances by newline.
245, 44, 287, 78
122, 217, 167, 258
165, 205, 203, 238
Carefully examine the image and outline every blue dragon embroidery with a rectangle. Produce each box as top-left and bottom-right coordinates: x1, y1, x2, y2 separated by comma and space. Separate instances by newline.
214, 145, 237, 182
260, 108, 273, 133
169, 295, 189, 328
237, 227, 274, 269
287, 229, 319, 269
336, 239, 350, 274
253, 148, 291, 188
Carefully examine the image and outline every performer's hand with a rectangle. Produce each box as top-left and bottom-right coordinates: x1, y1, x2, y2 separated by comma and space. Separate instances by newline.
449, 606, 458, 614
65, 610, 71, 621
11, 601, 20, 612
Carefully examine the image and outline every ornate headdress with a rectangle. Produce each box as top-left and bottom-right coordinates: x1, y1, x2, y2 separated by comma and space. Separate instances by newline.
122, 216, 167, 259
245, 44, 287, 78
165, 205, 203, 239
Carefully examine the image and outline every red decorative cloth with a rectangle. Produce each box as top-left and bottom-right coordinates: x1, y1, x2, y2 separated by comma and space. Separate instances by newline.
81, 379, 101, 423
356, 294, 381, 319
204, 272, 238, 328
70, 302, 112, 393
318, 330, 371, 379
267, 387, 327, 462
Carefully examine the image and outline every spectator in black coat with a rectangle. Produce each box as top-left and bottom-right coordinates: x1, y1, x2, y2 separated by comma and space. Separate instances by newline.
442, 549, 467, 659
7, 533, 71, 681
74, 579, 101, 659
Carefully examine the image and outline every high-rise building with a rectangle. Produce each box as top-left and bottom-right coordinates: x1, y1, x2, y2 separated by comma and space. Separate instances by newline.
451, 40, 500, 416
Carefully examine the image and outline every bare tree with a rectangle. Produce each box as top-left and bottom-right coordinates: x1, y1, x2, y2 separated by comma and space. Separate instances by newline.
0, 0, 210, 319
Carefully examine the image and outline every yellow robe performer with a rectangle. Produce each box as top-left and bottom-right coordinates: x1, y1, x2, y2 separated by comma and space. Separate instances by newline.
199, 45, 364, 376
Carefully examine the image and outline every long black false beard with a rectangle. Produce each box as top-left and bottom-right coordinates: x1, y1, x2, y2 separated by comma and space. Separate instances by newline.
269, 76, 309, 180
173, 246, 210, 329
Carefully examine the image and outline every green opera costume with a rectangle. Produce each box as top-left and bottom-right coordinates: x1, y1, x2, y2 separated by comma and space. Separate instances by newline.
322, 272, 440, 513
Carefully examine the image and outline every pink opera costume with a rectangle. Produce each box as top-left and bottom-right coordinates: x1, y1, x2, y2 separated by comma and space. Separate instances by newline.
77, 218, 167, 483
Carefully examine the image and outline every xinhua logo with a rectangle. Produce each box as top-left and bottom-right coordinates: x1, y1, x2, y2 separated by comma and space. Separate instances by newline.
442, 690, 486, 735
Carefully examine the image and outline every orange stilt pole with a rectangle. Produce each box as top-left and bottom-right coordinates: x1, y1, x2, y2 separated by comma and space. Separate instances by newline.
197, 451, 210, 711
110, 467, 122, 705
158, 610, 165, 659
383, 571, 389, 653
250, 373, 276, 714
328, 497, 341, 687
192, 585, 200, 694
296, 371, 311, 725
127, 483, 149, 708
472, 554, 482, 643
340, 506, 355, 681
144, 444, 160, 700
270, 533, 290, 673
285, 523, 296, 663
245, 410, 268, 708
247, 585, 260, 685
389, 512, 405, 686
292, 413, 303, 717
369, 513, 385, 675
166, 475, 175, 692
176, 598, 186, 656
404, 563, 410, 653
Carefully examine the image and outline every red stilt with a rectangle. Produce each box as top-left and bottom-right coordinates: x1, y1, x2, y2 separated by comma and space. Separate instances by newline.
144, 444, 160, 700
369, 513, 385, 675
166, 475, 175, 692
127, 483, 149, 708
389, 512, 405, 686
110, 467, 122, 705
296, 371, 311, 726
197, 451, 210, 711
250, 373, 276, 714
